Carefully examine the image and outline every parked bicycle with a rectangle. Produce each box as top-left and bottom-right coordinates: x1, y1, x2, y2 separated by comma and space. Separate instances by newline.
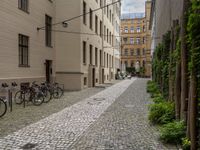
42, 82, 64, 99
14, 82, 44, 106
0, 83, 9, 117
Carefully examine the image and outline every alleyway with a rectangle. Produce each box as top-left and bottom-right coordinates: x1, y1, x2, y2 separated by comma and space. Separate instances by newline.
0, 79, 176, 150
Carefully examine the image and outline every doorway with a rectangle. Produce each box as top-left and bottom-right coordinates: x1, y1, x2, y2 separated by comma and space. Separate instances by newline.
45, 60, 52, 83
92, 68, 95, 87
102, 69, 104, 84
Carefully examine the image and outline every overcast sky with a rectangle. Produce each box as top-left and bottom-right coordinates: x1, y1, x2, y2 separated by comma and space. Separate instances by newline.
122, 0, 146, 14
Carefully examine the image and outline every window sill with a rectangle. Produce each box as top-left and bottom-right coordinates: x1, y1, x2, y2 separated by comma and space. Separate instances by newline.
19, 65, 30, 68
46, 45, 53, 48
18, 8, 29, 14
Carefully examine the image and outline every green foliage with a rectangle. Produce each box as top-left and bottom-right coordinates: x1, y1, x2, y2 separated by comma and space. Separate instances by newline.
148, 102, 175, 125
182, 137, 191, 150
160, 121, 186, 144
146, 80, 159, 96
126, 67, 135, 74
152, 94, 165, 103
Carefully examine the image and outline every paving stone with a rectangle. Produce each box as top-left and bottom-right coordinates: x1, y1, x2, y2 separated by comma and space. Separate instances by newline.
0, 79, 135, 149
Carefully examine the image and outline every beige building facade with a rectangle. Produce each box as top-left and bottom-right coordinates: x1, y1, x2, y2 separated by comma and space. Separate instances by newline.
121, 1, 152, 77
0, 0, 121, 90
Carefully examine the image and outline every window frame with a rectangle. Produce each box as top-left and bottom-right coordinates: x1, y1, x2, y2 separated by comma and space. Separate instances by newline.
18, 34, 29, 67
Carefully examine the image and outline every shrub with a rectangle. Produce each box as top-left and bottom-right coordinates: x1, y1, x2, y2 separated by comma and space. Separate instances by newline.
152, 94, 165, 103
146, 81, 160, 96
148, 102, 175, 124
160, 121, 186, 144
182, 137, 191, 150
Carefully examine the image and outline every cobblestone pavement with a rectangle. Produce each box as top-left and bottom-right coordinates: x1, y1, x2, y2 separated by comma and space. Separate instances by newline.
69, 79, 177, 150
0, 79, 135, 149
0, 81, 118, 137
0, 78, 177, 150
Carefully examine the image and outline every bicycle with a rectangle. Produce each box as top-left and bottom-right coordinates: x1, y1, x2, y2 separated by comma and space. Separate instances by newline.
0, 96, 7, 117
41, 82, 64, 99
0, 83, 9, 117
14, 82, 44, 106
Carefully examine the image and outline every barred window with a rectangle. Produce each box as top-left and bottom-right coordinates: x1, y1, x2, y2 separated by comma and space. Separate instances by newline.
19, 34, 29, 67
18, 0, 29, 12
45, 15, 52, 47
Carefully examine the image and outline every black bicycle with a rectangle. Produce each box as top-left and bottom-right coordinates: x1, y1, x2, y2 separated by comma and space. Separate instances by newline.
0, 96, 7, 117
14, 82, 44, 106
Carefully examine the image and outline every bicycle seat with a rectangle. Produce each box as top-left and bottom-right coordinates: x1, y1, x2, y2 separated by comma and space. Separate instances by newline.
12, 82, 18, 87
2, 83, 8, 88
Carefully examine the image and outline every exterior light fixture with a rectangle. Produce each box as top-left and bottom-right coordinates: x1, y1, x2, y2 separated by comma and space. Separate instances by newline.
62, 21, 68, 28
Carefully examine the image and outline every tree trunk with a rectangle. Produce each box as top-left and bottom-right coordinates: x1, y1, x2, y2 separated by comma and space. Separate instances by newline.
180, 0, 190, 121
190, 71, 197, 149
175, 61, 181, 119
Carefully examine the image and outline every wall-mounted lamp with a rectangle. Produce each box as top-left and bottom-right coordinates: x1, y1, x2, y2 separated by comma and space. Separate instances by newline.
62, 21, 68, 28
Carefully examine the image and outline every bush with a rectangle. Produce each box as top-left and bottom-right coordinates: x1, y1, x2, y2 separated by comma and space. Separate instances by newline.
152, 94, 165, 103
160, 121, 186, 144
146, 81, 160, 97
148, 102, 175, 124
182, 137, 191, 150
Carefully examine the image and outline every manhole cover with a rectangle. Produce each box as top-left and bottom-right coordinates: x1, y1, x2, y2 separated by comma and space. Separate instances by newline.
93, 98, 105, 101
21, 143, 38, 149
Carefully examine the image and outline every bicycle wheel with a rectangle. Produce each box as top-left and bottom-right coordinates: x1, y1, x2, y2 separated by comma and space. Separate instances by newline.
14, 90, 24, 105
32, 92, 44, 106
53, 87, 63, 99
43, 89, 51, 103
0, 99, 7, 117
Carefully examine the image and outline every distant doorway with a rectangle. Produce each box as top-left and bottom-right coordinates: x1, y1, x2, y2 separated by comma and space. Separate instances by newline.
92, 68, 95, 87
102, 69, 104, 84
45, 60, 52, 83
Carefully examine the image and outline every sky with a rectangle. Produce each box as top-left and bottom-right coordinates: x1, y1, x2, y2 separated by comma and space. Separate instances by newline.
122, 0, 147, 14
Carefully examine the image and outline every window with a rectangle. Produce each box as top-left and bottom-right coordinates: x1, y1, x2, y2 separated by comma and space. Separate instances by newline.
100, 20, 103, 37
130, 37, 134, 44
100, 0, 103, 7
130, 26, 134, 33
123, 37, 128, 44
143, 48, 145, 55
95, 15, 98, 34
107, 53, 109, 67
131, 49, 134, 56
90, 45, 93, 65
84, 77, 87, 86
83, 1, 87, 25
136, 27, 141, 33
18, 0, 29, 12
100, 50, 102, 66
137, 48, 140, 56
110, 10, 112, 22
136, 38, 140, 45
124, 26, 128, 33
104, 0, 106, 14
45, 15, 52, 47
107, 5, 109, 18
107, 29, 109, 43
109, 32, 111, 44
143, 37, 145, 44
19, 34, 29, 67
95, 48, 98, 66
83, 41, 86, 64
104, 25, 106, 41
124, 49, 128, 56
89, 9, 93, 29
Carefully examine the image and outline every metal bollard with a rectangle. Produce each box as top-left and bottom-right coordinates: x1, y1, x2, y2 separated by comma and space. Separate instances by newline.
8, 90, 12, 112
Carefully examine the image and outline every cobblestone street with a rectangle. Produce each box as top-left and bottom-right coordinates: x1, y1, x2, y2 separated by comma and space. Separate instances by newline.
0, 78, 177, 150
